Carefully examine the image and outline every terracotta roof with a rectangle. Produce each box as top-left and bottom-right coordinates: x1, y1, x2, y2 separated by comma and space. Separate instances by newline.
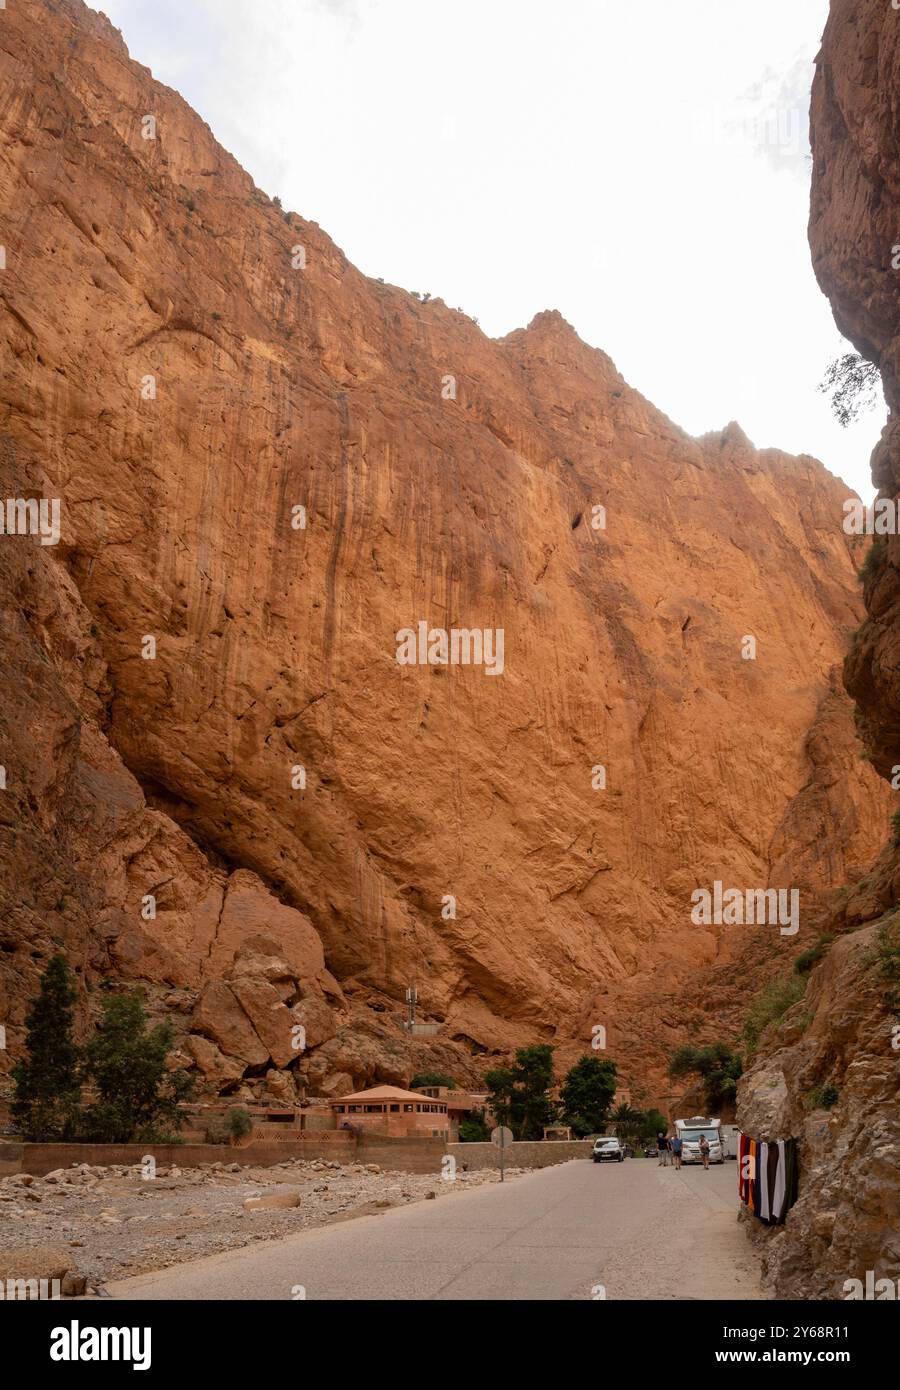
331, 1085, 447, 1105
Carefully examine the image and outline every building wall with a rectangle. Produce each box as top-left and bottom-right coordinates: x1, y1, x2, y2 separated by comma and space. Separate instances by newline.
448, 1140, 594, 1170
0, 1135, 595, 1178
0, 1134, 354, 1176
332, 1111, 448, 1139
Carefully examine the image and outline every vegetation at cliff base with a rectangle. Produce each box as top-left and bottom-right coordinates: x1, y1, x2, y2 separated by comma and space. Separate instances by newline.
12, 955, 194, 1143
458, 1110, 490, 1142
558, 1055, 617, 1137
11, 954, 82, 1142
610, 1104, 668, 1146
668, 1042, 743, 1112
78, 991, 194, 1143
410, 1071, 455, 1090
484, 1044, 556, 1141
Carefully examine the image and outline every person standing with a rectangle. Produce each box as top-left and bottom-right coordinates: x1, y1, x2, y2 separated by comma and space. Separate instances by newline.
698, 1133, 710, 1170
656, 1130, 669, 1166
670, 1133, 683, 1170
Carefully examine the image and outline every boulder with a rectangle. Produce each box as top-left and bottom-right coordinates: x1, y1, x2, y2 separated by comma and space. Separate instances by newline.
243, 1191, 301, 1211
185, 1033, 246, 1085
190, 980, 268, 1067
229, 976, 297, 1068
0, 1246, 70, 1294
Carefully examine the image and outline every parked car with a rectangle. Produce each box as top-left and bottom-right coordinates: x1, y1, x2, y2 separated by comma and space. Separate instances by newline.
592, 1136, 625, 1163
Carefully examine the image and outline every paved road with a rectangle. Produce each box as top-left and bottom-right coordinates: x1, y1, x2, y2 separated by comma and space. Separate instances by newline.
106, 1158, 766, 1301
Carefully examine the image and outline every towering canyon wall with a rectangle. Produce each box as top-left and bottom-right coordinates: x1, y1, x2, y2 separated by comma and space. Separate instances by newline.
0, 0, 890, 1111
738, 0, 900, 1298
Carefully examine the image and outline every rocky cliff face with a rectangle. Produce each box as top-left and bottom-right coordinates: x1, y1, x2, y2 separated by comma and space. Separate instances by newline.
737, 0, 900, 1299
0, 0, 890, 1111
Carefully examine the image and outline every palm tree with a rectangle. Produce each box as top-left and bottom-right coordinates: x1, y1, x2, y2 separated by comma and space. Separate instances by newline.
611, 1103, 644, 1145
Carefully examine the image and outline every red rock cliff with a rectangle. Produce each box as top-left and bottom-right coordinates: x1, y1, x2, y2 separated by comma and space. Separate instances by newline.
0, 0, 890, 1107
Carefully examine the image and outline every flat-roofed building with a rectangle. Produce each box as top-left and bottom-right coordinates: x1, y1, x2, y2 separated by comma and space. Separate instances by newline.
411, 1085, 482, 1139
330, 1085, 449, 1138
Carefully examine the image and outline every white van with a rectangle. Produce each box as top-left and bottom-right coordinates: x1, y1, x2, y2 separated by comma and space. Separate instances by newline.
674, 1116, 725, 1165
719, 1124, 740, 1159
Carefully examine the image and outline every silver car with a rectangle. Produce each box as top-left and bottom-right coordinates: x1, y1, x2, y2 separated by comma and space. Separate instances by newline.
592, 1136, 625, 1163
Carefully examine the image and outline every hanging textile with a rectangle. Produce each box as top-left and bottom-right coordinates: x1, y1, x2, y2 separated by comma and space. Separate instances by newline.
738, 1132, 751, 1204
758, 1141, 770, 1220
737, 1132, 799, 1225
770, 1140, 785, 1222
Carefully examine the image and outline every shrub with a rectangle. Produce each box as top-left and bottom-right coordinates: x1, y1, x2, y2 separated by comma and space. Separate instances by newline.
742, 974, 806, 1053
808, 1082, 839, 1110
458, 1110, 490, 1142
873, 916, 900, 1012
668, 1042, 742, 1112
410, 1072, 455, 1090
203, 1115, 229, 1144
856, 528, 884, 578
226, 1106, 253, 1142
793, 935, 834, 975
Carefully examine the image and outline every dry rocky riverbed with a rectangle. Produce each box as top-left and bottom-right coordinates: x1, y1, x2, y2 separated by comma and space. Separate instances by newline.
0, 1158, 527, 1292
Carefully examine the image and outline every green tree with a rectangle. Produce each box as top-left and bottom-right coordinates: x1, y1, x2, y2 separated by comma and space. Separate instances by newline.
409, 1072, 455, 1090
610, 1103, 644, 1145
638, 1108, 669, 1143
12, 954, 82, 1141
559, 1055, 617, 1137
668, 1043, 743, 1111
458, 1109, 490, 1142
80, 991, 194, 1143
485, 1044, 557, 1140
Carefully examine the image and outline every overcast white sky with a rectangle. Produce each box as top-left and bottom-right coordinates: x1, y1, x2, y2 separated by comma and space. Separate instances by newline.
89, 0, 882, 499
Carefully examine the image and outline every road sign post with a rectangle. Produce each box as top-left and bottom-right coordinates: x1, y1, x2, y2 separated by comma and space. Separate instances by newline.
491, 1125, 513, 1182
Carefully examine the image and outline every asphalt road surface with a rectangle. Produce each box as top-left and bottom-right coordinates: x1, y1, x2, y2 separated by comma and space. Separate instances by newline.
106, 1157, 766, 1301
